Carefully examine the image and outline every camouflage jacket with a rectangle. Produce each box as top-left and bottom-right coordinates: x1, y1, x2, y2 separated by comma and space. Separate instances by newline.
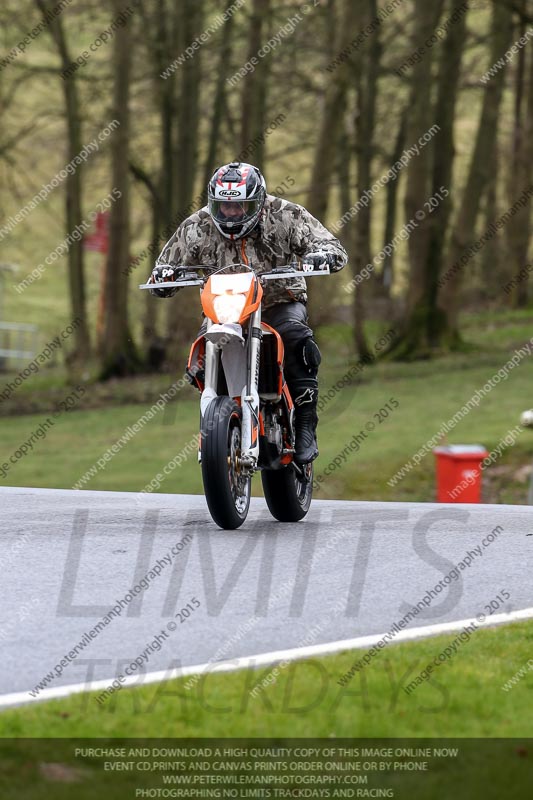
155, 194, 348, 309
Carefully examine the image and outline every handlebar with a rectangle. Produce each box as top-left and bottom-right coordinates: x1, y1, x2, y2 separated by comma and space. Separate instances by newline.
138, 262, 331, 291
260, 267, 330, 281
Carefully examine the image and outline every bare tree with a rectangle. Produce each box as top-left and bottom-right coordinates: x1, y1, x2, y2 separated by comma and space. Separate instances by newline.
99, 0, 138, 378
34, 0, 91, 362
380, 109, 407, 295
202, 0, 238, 193
505, 0, 533, 307
350, 0, 382, 359
173, 0, 205, 218
239, 0, 272, 170
307, 0, 363, 324
438, 0, 514, 341
395, 0, 467, 357
166, 0, 207, 365
390, 0, 445, 359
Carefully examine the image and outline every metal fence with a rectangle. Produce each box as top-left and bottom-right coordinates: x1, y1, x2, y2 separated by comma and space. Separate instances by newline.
0, 322, 39, 368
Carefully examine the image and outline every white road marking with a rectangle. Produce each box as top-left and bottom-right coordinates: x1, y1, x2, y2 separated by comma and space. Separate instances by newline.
2, 605, 532, 710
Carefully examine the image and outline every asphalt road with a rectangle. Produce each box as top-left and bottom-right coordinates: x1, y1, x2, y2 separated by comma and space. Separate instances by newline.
0, 486, 531, 705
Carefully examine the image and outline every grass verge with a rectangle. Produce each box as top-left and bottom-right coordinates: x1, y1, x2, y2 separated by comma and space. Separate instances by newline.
1, 619, 532, 738
2, 321, 533, 502
0, 620, 532, 798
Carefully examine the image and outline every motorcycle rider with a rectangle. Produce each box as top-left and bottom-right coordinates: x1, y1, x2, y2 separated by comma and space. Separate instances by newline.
148, 161, 347, 464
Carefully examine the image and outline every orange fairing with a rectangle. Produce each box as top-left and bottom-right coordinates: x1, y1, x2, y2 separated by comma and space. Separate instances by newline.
201, 273, 263, 324
200, 281, 218, 324
239, 276, 263, 323
187, 335, 206, 391
282, 382, 294, 412
261, 323, 284, 360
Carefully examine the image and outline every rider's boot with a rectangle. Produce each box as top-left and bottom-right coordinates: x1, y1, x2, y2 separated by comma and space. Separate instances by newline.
292, 383, 319, 464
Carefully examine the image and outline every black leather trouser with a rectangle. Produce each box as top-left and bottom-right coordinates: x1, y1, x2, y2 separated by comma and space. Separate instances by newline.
262, 302, 320, 405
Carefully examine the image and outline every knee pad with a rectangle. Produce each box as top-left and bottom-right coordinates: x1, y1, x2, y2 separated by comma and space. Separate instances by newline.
302, 338, 322, 375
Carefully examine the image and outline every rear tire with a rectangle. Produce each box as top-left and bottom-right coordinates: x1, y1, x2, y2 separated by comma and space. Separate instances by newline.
261, 463, 313, 522
201, 396, 251, 530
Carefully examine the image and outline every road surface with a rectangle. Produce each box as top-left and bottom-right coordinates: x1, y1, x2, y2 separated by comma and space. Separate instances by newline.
0, 486, 531, 707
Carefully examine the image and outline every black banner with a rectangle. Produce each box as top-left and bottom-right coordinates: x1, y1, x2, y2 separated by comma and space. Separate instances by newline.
0, 738, 532, 798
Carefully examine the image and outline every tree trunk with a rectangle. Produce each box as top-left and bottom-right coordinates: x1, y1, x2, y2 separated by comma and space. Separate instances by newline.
390, 0, 445, 359
144, 208, 165, 371
406, 0, 468, 354
380, 109, 407, 295
173, 0, 204, 217
157, 0, 179, 225
202, 0, 238, 197
481, 144, 504, 299
506, 0, 533, 308
99, 1, 138, 378
34, 0, 90, 362
307, 0, 361, 222
239, 0, 272, 170
438, 0, 514, 337
167, 0, 206, 368
351, 0, 382, 359
336, 109, 363, 355
129, 162, 163, 366
306, 0, 363, 323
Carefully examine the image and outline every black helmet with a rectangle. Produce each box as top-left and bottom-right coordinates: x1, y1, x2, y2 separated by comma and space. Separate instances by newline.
208, 162, 267, 239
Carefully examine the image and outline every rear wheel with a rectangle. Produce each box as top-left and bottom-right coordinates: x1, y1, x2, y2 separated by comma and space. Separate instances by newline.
201, 396, 251, 529
261, 462, 313, 522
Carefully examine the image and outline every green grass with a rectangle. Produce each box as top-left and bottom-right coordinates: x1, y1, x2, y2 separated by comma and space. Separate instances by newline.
2, 309, 533, 502
1, 619, 532, 740
1, 313, 533, 773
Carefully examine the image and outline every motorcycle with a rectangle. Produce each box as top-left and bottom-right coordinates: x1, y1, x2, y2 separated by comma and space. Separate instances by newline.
140, 261, 330, 530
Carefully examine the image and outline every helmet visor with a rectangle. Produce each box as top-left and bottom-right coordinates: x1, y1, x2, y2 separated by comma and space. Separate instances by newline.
209, 198, 261, 225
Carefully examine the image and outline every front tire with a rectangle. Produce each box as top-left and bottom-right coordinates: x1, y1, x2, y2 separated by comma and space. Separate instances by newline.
261, 462, 313, 522
201, 396, 251, 530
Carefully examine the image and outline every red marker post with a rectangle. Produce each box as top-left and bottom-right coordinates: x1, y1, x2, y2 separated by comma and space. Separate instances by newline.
433, 445, 489, 504
84, 212, 110, 345
83, 211, 109, 254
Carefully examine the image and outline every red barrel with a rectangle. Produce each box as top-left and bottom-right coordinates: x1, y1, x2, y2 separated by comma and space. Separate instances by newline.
433, 445, 489, 503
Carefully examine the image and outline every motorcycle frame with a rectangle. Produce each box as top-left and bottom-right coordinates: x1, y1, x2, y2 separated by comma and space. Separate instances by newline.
140, 263, 331, 474
200, 306, 263, 472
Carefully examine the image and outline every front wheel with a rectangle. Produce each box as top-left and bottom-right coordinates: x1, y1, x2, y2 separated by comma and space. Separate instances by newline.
261, 462, 313, 522
201, 396, 251, 530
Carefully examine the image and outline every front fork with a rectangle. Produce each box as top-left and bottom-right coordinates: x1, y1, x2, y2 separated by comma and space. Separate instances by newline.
198, 310, 262, 471
240, 308, 261, 470
199, 322, 219, 462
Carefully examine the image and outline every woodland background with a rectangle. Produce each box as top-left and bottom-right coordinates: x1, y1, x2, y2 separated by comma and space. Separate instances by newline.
0, 0, 532, 377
